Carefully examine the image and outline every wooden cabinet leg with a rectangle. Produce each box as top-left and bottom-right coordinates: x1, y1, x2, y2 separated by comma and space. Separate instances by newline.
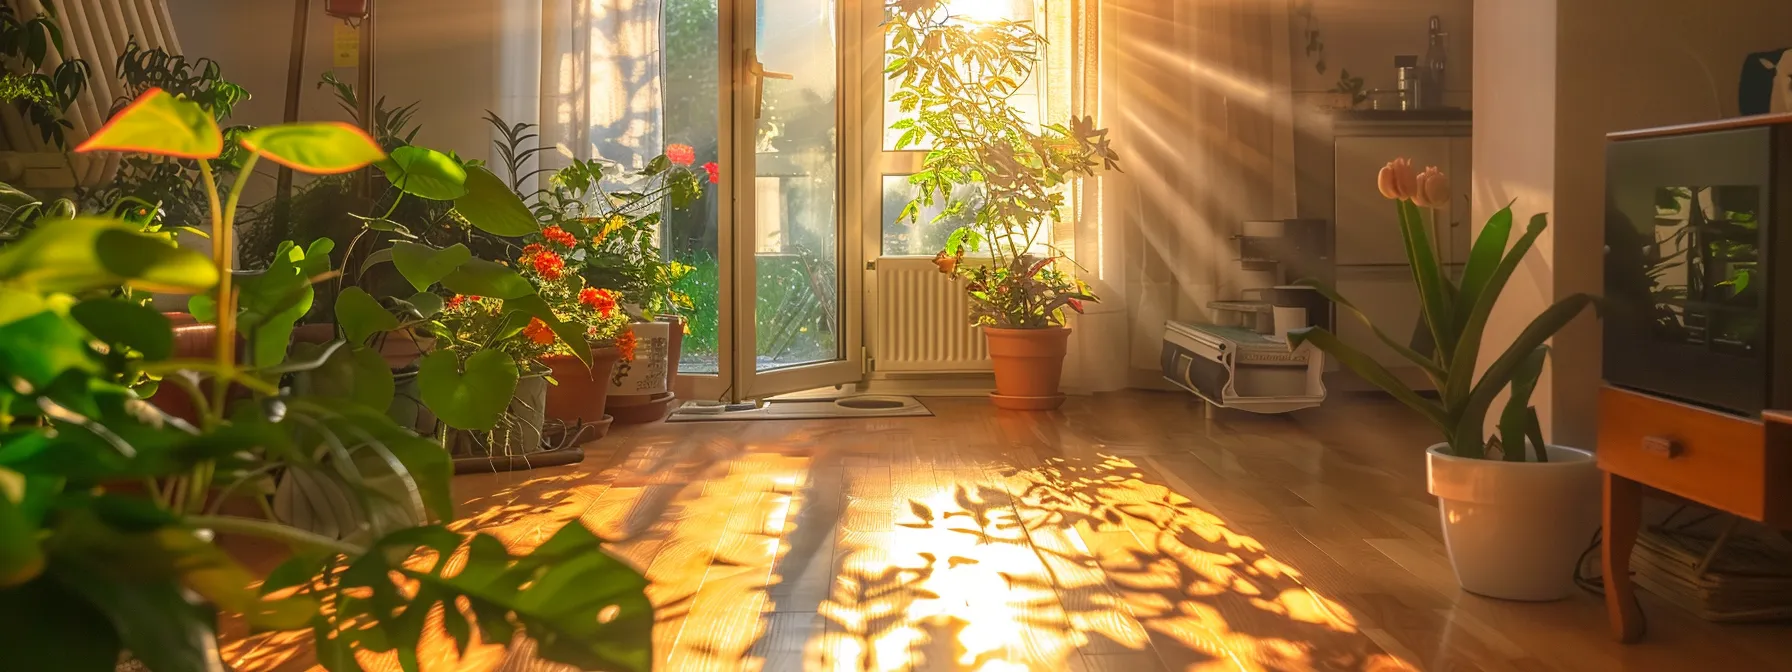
1603, 471, 1645, 643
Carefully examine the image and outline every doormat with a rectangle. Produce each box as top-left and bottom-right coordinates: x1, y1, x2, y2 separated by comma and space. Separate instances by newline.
665, 395, 933, 422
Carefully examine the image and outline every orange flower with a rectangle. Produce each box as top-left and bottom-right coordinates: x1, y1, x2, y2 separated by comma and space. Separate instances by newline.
1377, 158, 1418, 201
933, 249, 959, 274
542, 225, 577, 248
524, 318, 556, 345
1412, 166, 1451, 208
615, 328, 637, 362
580, 287, 618, 317
445, 294, 465, 310
702, 161, 719, 184
522, 248, 565, 281
666, 143, 696, 166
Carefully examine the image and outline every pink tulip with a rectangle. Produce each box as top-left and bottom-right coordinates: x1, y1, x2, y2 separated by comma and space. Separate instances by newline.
1412, 166, 1451, 208
1377, 158, 1418, 201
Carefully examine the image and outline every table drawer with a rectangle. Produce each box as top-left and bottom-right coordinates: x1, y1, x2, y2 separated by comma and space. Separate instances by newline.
1597, 386, 1782, 522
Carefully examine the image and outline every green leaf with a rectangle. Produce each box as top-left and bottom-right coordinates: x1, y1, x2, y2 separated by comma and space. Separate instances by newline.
0, 481, 42, 587
0, 217, 217, 294
1287, 326, 1451, 435
75, 88, 222, 159
418, 350, 519, 431
0, 311, 99, 387
344, 345, 396, 411
454, 166, 540, 236
240, 122, 385, 175
373, 431, 453, 523
187, 294, 216, 323
1450, 294, 1597, 456
70, 298, 173, 361
1498, 346, 1548, 462
52, 562, 224, 672
1455, 206, 1513, 330
1295, 278, 1443, 386
1443, 214, 1549, 419
335, 287, 400, 345
0, 576, 121, 672
237, 239, 333, 368
378, 145, 469, 200
405, 292, 444, 319
440, 258, 533, 300
390, 242, 471, 293
1396, 200, 1455, 363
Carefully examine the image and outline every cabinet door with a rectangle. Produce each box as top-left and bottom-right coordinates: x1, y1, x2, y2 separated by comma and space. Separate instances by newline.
1334, 265, 1430, 371
1446, 136, 1473, 265
1335, 136, 1454, 265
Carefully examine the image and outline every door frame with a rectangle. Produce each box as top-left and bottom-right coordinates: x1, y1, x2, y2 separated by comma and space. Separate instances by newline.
688, 0, 866, 402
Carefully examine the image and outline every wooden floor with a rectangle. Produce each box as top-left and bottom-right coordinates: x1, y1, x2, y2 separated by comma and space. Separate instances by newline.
222, 391, 1792, 671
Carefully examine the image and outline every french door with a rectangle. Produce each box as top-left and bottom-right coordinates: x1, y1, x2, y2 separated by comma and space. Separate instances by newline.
681, 0, 864, 402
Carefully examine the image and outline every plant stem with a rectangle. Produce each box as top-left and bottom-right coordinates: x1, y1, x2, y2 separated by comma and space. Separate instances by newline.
197, 160, 231, 423
185, 514, 364, 557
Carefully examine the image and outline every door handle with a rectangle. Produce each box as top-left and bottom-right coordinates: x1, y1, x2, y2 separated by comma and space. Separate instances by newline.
747, 48, 794, 120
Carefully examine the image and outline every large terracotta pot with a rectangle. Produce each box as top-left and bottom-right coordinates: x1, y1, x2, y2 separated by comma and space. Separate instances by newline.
983, 325, 1071, 411
542, 344, 622, 425
148, 324, 219, 424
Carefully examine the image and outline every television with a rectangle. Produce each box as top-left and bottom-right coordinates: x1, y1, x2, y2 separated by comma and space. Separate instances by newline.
1604, 118, 1792, 417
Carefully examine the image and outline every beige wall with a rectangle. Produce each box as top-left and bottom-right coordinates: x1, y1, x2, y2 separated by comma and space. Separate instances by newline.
1475, 0, 1792, 447
1291, 0, 1474, 109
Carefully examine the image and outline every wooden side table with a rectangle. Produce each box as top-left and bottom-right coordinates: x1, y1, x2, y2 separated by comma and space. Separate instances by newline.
1597, 385, 1792, 642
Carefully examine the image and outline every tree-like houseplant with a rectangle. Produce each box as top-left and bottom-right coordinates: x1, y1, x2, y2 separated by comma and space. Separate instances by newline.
1288, 159, 1600, 600
887, 0, 1118, 410
0, 88, 652, 671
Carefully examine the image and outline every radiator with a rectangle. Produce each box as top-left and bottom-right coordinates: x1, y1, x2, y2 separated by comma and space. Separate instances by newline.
871, 257, 992, 372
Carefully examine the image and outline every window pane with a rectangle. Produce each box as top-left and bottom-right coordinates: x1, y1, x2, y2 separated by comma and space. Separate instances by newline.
664, 0, 723, 374
882, 0, 1042, 151
880, 175, 1047, 256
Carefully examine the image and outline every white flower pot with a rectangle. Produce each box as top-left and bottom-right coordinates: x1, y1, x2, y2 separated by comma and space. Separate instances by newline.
608, 321, 671, 396
1425, 443, 1600, 601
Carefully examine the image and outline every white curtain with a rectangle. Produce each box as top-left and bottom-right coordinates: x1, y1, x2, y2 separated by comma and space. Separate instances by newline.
1, 0, 182, 186
1066, 0, 1296, 391
495, 0, 664, 193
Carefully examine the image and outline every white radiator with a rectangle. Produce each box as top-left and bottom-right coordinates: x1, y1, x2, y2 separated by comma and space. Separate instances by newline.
871, 257, 992, 372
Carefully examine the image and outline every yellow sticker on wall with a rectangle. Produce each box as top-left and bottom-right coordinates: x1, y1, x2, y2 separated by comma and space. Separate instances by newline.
333, 22, 359, 68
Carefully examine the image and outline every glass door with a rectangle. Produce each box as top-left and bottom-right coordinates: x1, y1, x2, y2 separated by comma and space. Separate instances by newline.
710, 0, 861, 401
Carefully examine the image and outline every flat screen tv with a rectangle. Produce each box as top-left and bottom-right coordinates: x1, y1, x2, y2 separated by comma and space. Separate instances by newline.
1604, 119, 1792, 417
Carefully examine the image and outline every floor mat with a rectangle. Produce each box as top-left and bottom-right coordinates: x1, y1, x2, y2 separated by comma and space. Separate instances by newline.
665, 395, 933, 422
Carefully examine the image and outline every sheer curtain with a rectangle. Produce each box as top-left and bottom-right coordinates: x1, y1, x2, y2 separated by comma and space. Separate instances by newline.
1067, 0, 1295, 391
495, 0, 665, 191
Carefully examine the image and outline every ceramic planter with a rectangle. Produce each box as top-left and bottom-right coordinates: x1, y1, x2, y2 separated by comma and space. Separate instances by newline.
657, 314, 684, 395
608, 321, 677, 424
983, 325, 1071, 410
1426, 443, 1601, 601
542, 344, 622, 426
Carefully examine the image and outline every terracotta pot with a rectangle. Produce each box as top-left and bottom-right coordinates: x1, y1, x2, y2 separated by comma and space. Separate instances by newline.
148, 324, 220, 424
291, 323, 336, 345
542, 344, 622, 425
983, 325, 1071, 411
162, 312, 198, 327
374, 329, 435, 369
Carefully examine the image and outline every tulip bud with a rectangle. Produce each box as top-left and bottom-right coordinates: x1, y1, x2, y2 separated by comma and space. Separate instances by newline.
1412, 166, 1451, 208
1378, 158, 1418, 201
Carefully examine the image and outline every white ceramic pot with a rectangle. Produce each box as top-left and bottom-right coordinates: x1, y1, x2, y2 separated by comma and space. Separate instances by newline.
1426, 443, 1600, 601
608, 321, 671, 396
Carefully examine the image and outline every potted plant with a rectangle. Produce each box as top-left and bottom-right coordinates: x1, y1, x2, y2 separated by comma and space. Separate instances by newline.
1288, 159, 1600, 601
886, 0, 1118, 410
506, 223, 632, 433
0, 88, 653, 670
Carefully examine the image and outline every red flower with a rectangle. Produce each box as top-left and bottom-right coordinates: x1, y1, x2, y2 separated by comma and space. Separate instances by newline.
524, 318, 556, 345
522, 248, 565, 281
579, 287, 618, 317
1066, 298, 1085, 313
702, 161, 719, 184
666, 143, 696, 166
615, 328, 637, 362
445, 294, 466, 310
542, 226, 577, 248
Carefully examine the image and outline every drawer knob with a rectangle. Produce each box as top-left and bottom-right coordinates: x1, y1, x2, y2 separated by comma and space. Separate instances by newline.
1642, 435, 1681, 458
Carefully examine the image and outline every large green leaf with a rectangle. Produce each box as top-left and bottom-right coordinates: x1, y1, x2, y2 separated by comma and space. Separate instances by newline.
238, 239, 334, 368
0, 310, 99, 387
304, 344, 397, 412
1396, 200, 1455, 364
1454, 206, 1513, 331
70, 298, 173, 361
335, 287, 399, 345
53, 562, 224, 672
417, 350, 519, 431
390, 242, 471, 293
240, 122, 385, 175
1288, 325, 1451, 435
1449, 293, 1598, 455
1295, 278, 1443, 386
378, 145, 469, 201
0, 217, 217, 294
0, 480, 41, 587
1442, 214, 1549, 417
75, 87, 221, 159
440, 258, 534, 300
0, 576, 122, 672
454, 166, 540, 236
1498, 346, 1548, 462
505, 294, 592, 367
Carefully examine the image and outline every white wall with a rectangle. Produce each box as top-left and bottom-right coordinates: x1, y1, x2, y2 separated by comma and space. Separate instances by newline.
165, 0, 502, 162
1475, 0, 1792, 447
